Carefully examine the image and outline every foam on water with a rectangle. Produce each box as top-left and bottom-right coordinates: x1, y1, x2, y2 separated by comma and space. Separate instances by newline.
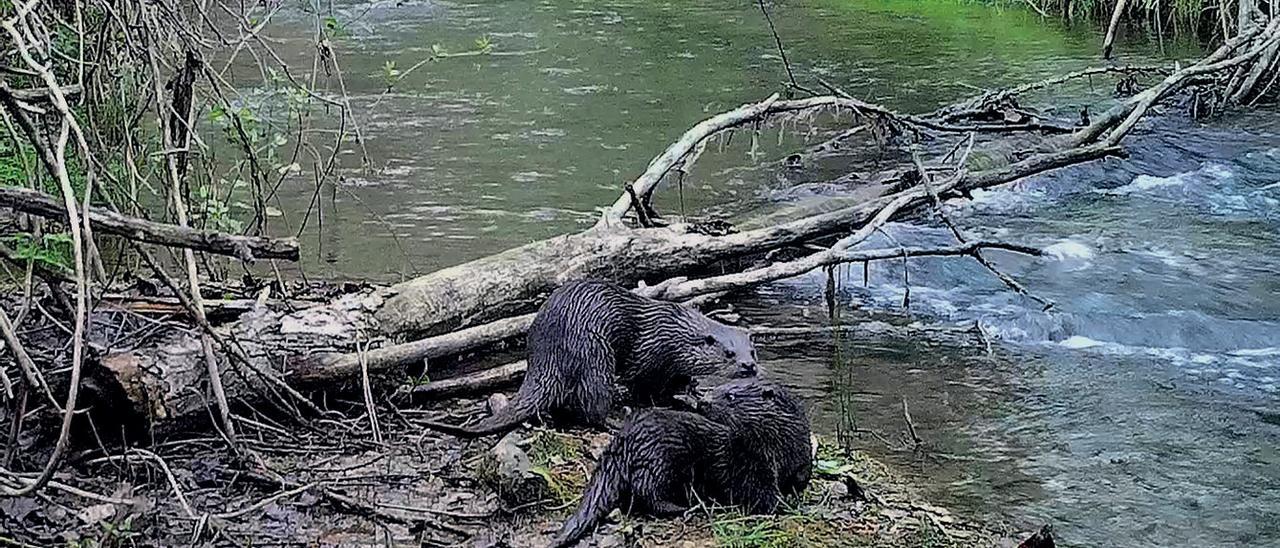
1059, 335, 1104, 349
1100, 162, 1233, 196
1043, 240, 1095, 261
964, 186, 1046, 213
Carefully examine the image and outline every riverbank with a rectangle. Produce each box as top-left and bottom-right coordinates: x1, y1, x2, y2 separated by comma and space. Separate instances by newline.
1, 383, 1035, 547
0, 277, 1034, 547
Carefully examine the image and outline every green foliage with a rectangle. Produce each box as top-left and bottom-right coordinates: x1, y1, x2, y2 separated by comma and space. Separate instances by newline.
710, 512, 836, 548
380, 60, 401, 90
191, 181, 245, 234
527, 464, 571, 503
475, 35, 494, 54
988, 0, 1214, 30
814, 455, 859, 479
5, 232, 74, 271
209, 104, 263, 146
61, 514, 140, 548
323, 16, 349, 38
527, 429, 588, 504
0, 136, 36, 188
712, 515, 798, 548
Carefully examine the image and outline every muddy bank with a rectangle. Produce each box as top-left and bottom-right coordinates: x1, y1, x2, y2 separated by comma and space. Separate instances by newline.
1, 390, 1033, 547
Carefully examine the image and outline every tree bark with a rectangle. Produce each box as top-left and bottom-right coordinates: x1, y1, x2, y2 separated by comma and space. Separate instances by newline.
0, 186, 300, 261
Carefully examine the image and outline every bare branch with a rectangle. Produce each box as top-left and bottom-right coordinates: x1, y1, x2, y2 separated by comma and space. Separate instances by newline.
0, 186, 301, 261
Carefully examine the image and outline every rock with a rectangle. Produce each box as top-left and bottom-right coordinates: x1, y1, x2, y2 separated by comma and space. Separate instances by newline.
487, 393, 510, 414
491, 431, 531, 481
75, 503, 118, 525
825, 479, 850, 499
479, 431, 558, 507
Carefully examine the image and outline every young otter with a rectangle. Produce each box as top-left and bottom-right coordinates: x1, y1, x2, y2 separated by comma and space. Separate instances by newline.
551, 409, 716, 548
425, 279, 757, 438
551, 379, 811, 548
697, 378, 813, 512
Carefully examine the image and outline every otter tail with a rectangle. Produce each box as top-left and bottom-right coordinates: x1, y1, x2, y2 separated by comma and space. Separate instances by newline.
552, 443, 627, 548
422, 392, 540, 438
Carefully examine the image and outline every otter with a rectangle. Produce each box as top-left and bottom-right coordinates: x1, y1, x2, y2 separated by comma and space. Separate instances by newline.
551, 379, 812, 548
697, 377, 812, 511
424, 279, 757, 438
551, 409, 716, 548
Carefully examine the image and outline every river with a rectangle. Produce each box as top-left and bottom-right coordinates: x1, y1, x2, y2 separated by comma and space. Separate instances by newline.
259, 1, 1280, 546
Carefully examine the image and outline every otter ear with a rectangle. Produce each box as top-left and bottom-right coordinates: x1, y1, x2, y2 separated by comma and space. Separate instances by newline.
702, 335, 717, 346
761, 386, 776, 399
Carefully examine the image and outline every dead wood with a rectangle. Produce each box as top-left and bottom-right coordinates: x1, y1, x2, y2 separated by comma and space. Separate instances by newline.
1102, 0, 1131, 59
98, 295, 260, 324
0, 186, 300, 262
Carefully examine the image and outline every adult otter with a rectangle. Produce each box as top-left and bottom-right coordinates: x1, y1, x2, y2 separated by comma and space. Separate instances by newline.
424, 279, 757, 438
551, 379, 811, 548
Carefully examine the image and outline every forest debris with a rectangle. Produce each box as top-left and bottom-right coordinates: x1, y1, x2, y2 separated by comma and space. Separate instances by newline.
75, 503, 118, 525
0, 186, 300, 262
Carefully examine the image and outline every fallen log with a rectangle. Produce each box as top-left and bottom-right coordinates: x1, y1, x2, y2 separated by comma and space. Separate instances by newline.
396, 239, 1047, 401
91, 144, 1093, 430
87, 141, 1115, 428
0, 186, 300, 261
87, 26, 1278, 431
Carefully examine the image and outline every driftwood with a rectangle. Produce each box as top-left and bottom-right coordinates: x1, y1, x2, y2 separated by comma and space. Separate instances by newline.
86, 24, 1280, 431
0, 186, 300, 261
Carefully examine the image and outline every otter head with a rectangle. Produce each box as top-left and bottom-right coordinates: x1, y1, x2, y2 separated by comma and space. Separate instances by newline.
698, 378, 804, 430
670, 310, 759, 381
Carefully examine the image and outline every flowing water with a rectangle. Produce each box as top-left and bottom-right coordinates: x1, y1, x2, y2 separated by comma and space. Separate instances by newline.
257, 0, 1279, 546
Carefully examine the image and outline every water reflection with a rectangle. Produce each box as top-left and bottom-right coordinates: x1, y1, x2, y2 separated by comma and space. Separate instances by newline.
259, 0, 1189, 278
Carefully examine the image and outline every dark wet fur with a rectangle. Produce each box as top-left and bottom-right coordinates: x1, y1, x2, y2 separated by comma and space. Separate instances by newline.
698, 378, 813, 512
551, 409, 716, 548
552, 379, 812, 547
425, 279, 757, 438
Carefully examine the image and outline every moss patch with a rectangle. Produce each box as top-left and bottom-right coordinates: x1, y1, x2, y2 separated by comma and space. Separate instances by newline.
527, 428, 592, 505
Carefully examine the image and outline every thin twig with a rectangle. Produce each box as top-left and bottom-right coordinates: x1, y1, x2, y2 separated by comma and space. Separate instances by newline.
901, 397, 922, 451
0, 17, 89, 497
357, 332, 383, 444
0, 308, 59, 408
212, 482, 317, 520
755, 0, 815, 96
915, 148, 1055, 310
